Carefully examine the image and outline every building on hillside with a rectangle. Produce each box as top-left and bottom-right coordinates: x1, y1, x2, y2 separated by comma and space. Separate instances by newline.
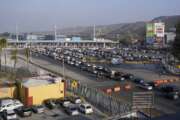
164, 32, 176, 45
146, 22, 165, 48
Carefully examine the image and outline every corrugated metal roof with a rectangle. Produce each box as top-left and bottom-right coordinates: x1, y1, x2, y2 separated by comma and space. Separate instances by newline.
22, 76, 62, 88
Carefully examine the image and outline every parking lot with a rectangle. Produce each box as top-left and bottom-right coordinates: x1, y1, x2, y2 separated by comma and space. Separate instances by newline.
0, 95, 105, 120
17, 105, 104, 120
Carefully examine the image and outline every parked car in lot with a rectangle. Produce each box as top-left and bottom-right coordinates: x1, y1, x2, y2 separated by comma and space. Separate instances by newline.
0, 99, 23, 112
65, 105, 79, 116
138, 83, 153, 90
56, 98, 71, 107
69, 97, 82, 104
32, 105, 45, 113
0, 112, 3, 120
2, 110, 17, 120
79, 103, 93, 114
44, 99, 56, 109
158, 85, 179, 100
15, 107, 32, 117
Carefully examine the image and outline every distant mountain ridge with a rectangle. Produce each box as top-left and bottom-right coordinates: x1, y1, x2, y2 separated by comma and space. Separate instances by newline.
1, 15, 180, 42
53, 15, 180, 42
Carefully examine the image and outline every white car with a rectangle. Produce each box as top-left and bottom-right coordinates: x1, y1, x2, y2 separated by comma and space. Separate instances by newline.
32, 105, 45, 113
138, 83, 153, 90
3, 110, 17, 120
79, 103, 93, 114
65, 105, 79, 116
70, 97, 82, 104
0, 99, 23, 112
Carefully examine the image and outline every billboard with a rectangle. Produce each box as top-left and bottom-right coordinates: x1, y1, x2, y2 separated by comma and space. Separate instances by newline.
146, 23, 154, 37
154, 23, 165, 37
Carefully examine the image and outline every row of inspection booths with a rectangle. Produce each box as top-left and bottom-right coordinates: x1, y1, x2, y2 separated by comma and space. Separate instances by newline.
0, 75, 65, 106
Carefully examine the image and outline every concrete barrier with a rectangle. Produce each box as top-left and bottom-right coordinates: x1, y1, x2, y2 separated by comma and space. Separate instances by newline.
124, 61, 156, 64
154, 78, 179, 86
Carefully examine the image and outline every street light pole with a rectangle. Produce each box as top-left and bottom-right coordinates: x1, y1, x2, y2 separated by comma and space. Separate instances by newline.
62, 47, 65, 80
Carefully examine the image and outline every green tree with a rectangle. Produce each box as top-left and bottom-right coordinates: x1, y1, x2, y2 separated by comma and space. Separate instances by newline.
1, 38, 8, 71
0, 39, 3, 70
0, 38, 7, 71
172, 22, 180, 59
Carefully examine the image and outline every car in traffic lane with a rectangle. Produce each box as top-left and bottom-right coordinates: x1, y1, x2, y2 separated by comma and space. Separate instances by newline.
138, 83, 153, 90
158, 85, 179, 100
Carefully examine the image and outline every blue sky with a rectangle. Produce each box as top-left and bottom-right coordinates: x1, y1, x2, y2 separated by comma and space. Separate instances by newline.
0, 0, 180, 32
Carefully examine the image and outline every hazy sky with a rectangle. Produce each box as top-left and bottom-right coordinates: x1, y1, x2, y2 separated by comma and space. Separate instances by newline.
0, 0, 180, 32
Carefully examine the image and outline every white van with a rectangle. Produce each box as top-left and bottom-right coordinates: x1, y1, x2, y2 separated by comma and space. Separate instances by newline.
0, 99, 23, 112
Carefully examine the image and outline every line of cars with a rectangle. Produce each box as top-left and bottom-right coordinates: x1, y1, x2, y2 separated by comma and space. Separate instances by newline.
45, 96, 93, 116
0, 96, 94, 120
132, 77, 180, 100
32, 48, 133, 81
32, 47, 163, 66
0, 98, 46, 120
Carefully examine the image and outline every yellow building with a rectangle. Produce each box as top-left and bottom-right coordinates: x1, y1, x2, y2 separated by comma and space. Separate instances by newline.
0, 83, 17, 99
19, 76, 65, 106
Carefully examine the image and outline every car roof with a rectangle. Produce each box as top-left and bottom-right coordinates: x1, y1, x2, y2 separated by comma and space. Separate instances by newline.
81, 103, 91, 107
6, 110, 15, 114
0, 99, 14, 105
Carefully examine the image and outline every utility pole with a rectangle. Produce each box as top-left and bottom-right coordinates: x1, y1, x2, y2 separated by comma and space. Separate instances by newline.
93, 24, 96, 41
16, 24, 19, 43
54, 24, 57, 41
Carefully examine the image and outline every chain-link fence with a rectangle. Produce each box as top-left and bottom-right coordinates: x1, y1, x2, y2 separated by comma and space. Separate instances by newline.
66, 80, 132, 116
162, 58, 180, 75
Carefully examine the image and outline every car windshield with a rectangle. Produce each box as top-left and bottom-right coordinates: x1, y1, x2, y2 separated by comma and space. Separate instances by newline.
23, 108, 31, 112
8, 113, 15, 116
37, 106, 43, 108
86, 106, 91, 109
70, 107, 77, 111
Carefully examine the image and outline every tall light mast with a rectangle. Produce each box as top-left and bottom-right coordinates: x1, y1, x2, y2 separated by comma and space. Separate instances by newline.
93, 24, 96, 41
16, 24, 19, 42
54, 24, 57, 41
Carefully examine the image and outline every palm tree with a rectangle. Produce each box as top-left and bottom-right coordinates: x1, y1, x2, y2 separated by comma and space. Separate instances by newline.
24, 47, 30, 69
1, 38, 8, 71
11, 47, 18, 71
10, 47, 18, 80
0, 39, 3, 70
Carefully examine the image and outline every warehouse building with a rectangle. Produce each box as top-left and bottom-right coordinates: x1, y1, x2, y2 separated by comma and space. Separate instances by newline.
19, 76, 65, 106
